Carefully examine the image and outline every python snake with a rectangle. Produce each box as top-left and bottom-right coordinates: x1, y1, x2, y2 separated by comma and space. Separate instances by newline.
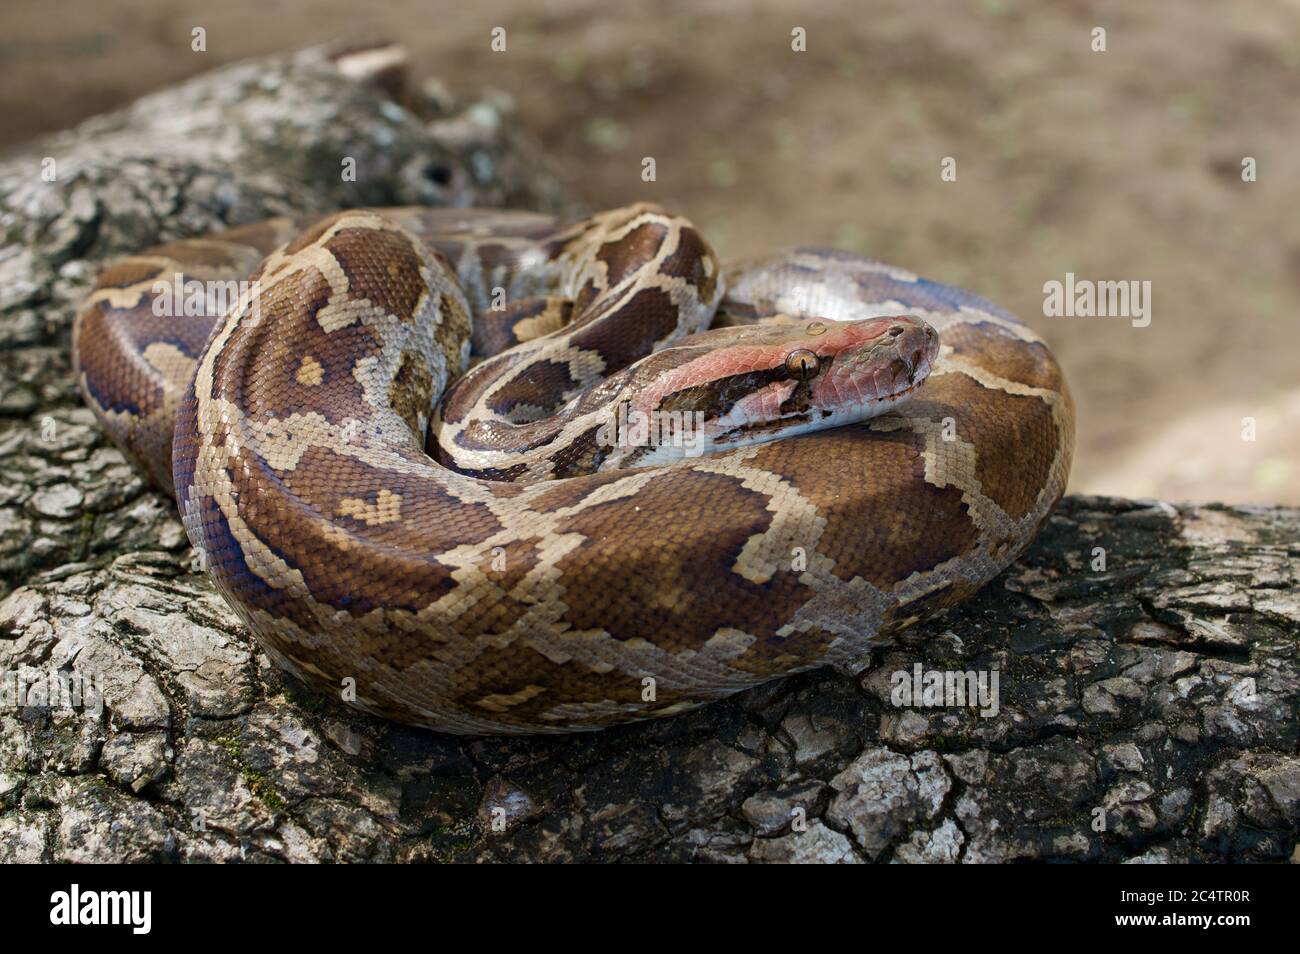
72, 204, 1074, 734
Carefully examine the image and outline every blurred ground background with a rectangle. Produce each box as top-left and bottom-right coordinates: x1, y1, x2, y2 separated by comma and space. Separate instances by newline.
2, 0, 1297, 503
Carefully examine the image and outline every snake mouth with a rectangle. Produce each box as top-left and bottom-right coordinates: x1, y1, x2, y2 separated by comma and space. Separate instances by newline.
708, 377, 929, 448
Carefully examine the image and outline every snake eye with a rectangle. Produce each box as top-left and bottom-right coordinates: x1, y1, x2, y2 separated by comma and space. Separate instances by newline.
786, 348, 820, 380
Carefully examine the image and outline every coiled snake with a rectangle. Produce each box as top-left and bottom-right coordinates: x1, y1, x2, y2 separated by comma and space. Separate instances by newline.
73, 204, 1073, 734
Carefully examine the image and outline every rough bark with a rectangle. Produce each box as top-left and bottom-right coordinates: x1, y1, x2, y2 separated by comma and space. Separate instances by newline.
0, 41, 564, 433
0, 47, 1296, 864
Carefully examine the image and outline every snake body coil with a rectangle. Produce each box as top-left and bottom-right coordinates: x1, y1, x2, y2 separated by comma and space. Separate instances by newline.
73, 204, 1074, 734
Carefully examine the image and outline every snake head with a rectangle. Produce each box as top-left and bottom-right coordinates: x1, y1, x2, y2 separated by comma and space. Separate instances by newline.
805, 314, 940, 412
610, 314, 940, 464
705, 314, 941, 439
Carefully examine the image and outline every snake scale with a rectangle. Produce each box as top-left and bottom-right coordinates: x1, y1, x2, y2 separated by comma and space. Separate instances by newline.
72, 204, 1074, 734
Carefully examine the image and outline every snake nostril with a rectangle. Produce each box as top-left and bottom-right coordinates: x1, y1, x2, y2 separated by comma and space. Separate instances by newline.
888, 325, 905, 338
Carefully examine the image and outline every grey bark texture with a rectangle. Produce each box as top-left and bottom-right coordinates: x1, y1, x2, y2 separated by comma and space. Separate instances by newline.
0, 47, 1296, 863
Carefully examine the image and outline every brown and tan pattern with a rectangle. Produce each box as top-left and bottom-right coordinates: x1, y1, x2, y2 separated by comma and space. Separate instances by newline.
71, 207, 1073, 734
